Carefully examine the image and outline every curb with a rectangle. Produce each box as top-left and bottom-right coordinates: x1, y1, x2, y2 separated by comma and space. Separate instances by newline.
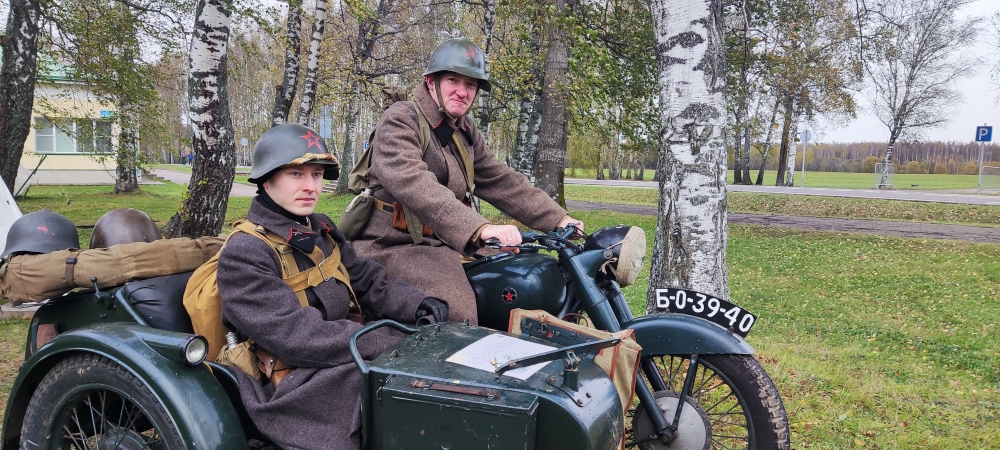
1, 302, 39, 319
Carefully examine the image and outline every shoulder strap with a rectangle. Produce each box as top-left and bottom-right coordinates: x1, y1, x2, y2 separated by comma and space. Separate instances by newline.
233, 221, 359, 312
410, 100, 431, 155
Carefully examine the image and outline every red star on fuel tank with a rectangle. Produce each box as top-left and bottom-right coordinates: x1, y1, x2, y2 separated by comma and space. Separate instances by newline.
300, 130, 322, 149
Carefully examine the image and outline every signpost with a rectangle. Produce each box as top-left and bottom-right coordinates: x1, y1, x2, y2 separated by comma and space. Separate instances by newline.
975, 125, 991, 195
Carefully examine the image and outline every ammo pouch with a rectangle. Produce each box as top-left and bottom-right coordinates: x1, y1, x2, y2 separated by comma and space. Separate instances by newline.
339, 189, 376, 240
391, 200, 434, 237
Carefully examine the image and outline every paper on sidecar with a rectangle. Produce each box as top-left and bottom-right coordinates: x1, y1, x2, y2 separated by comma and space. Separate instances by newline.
445, 333, 554, 381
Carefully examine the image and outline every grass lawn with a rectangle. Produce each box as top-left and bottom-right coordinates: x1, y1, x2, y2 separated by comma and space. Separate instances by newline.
2, 182, 998, 447
565, 185, 1000, 228
567, 169, 998, 191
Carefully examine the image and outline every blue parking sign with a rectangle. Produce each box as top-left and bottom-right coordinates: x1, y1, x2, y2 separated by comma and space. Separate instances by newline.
976, 126, 992, 142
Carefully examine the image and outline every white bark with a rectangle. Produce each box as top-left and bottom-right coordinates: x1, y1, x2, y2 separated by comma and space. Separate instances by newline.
297, 0, 328, 126
646, 0, 729, 311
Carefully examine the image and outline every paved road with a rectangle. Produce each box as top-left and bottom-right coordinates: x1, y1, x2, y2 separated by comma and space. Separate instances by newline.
566, 178, 1000, 206
151, 168, 258, 196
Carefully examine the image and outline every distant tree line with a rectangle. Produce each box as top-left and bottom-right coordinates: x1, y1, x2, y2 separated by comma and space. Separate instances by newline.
730, 140, 1000, 174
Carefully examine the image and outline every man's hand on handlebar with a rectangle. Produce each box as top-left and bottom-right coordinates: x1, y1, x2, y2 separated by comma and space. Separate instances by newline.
557, 216, 585, 238
479, 224, 522, 253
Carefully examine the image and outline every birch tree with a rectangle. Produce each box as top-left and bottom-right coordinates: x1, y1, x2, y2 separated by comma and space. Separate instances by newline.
296, 0, 328, 125
271, 0, 303, 125
865, 0, 979, 187
163, 0, 236, 238
533, 0, 575, 207
646, 0, 729, 309
0, 0, 41, 194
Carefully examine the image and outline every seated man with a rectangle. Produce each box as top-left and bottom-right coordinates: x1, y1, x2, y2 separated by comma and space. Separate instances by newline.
217, 123, 447, 449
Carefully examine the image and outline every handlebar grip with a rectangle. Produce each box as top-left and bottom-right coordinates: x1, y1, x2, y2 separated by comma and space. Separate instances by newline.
349, 320, 418, 375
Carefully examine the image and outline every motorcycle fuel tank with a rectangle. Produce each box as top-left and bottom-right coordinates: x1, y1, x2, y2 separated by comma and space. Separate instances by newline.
466, 252, 568, 330
361, 322, 622, 450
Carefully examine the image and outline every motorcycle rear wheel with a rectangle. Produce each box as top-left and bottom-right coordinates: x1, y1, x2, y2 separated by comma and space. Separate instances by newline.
628, 354, 789, 450
20, 353, 184, 450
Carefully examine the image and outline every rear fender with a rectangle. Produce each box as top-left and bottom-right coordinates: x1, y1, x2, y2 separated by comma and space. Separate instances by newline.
622, 314, 755, 356
2, 323, 247, 449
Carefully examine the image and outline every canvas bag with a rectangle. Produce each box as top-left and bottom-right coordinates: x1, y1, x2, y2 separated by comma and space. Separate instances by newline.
184, 221, 359, 361
508, 309, 642, 450
0, 236, 223, 306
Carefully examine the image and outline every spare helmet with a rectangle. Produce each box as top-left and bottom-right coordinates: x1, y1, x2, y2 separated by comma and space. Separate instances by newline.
422, 37, 491, 92
89, 208, 162, 249
583, 225, 646, 287
248, 123, 340, 184
3, 209, 80, 258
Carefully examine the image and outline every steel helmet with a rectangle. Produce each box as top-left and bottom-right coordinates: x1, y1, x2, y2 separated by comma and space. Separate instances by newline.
583, 225, 646, 287
422, 38, 491, 92
248, 123, 340, 183
3, 209, 80, 258
89, 208, 162, 249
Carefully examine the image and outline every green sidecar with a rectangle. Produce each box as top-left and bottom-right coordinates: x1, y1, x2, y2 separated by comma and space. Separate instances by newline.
2, 271, 624, 450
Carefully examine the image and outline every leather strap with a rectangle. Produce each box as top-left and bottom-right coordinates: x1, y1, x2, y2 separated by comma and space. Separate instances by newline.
233, 221, 359, 313
373, 198, 394, 214
64, 252, 81, 284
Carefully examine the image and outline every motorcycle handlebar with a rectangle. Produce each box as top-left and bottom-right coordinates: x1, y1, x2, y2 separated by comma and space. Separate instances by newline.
483, 225, 581, 251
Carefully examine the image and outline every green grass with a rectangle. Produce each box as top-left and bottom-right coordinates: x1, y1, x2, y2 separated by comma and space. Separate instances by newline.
3, 182, 999, 446
726, 170, 991, 191
565, 185, 1000, 228
565, 169, 995, 191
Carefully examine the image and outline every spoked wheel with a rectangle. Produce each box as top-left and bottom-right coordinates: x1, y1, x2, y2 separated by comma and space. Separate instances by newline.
628, 354, 789, 450
21, 353, 183, 450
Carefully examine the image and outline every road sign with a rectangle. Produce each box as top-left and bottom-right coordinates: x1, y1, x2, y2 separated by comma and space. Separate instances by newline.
976, 126, 992, 142
99, 110, 114, 119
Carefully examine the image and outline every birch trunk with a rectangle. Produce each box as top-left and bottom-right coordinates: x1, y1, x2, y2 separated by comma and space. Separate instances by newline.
774, 96, 793, 186
0, 0, 41, 194
335, 81, 361, 194
533, 0, 573, 207
297, 0, 328, 126
271, 0, 303, 126
646, 0, 729, 311
785, 120, 799, 186
754, 97, 780, 185
510, 85, 542, 179
163, 0, 236, 238
474, 0, 496, 142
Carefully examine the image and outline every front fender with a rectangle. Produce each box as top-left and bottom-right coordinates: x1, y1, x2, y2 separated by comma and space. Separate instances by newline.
622, 314, 755, 356
2, 323, 247, 449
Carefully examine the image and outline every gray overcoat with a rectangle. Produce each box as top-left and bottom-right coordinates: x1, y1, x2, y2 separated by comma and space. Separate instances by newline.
218, 199, 426, 449
350, 84, 569, 324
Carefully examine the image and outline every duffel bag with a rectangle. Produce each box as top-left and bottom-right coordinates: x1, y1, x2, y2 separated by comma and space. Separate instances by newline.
0, 236, 224, 305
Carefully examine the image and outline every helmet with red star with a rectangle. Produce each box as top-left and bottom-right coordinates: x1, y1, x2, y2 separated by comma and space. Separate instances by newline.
3, 209, 80, 259
248, 123, 340, 183
422, 37, 491, 92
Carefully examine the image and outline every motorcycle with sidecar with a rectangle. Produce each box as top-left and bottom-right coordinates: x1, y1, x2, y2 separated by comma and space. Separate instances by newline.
2, 224, 789, 449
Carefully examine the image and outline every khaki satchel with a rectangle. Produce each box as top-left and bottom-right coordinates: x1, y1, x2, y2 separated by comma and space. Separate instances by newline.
337, 189, 375, 240
186, 220, 359, 386
0, 236, 223, 306
508, 309, 642, 450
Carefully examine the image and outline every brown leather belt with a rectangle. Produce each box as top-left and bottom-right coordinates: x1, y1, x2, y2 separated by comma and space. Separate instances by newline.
373, 198, 395, 214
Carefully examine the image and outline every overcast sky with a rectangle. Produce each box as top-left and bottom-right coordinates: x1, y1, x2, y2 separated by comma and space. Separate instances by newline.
816, 0, 1000, 144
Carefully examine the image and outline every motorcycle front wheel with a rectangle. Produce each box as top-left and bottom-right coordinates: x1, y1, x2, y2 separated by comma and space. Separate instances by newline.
628, 354, 790, 450
20, 353, 184, 450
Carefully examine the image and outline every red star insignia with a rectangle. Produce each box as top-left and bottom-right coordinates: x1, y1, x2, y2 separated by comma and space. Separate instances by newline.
37, 225, 49, 233
464, 45, 478, 59
300, 130, 322, 149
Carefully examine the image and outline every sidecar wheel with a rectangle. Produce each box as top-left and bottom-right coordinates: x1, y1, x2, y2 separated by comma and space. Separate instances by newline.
629, 354, 790, 450
20, 353, 184, 450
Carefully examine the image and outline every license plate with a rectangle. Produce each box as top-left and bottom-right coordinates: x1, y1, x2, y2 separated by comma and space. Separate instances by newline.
653, 288, 757, 337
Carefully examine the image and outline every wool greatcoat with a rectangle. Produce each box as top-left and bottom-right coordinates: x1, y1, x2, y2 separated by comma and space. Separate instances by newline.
351, 84, 569, 324
218, 199, 426, 449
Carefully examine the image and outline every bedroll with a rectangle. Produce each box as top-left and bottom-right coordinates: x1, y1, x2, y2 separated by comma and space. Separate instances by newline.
0, 236, 224, 306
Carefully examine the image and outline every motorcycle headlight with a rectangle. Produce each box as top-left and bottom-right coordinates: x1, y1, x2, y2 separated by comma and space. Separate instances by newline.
584, 225, 646, 287
182, 335, 209, 365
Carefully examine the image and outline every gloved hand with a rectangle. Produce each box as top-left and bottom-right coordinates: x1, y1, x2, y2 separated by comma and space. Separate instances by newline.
415, 297, 449, 323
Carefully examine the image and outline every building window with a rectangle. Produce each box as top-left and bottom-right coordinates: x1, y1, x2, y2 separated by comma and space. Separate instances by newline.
34, 117, 113, 154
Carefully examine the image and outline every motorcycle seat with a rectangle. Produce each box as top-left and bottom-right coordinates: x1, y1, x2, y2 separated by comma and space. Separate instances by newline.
121, 271, 195, 334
